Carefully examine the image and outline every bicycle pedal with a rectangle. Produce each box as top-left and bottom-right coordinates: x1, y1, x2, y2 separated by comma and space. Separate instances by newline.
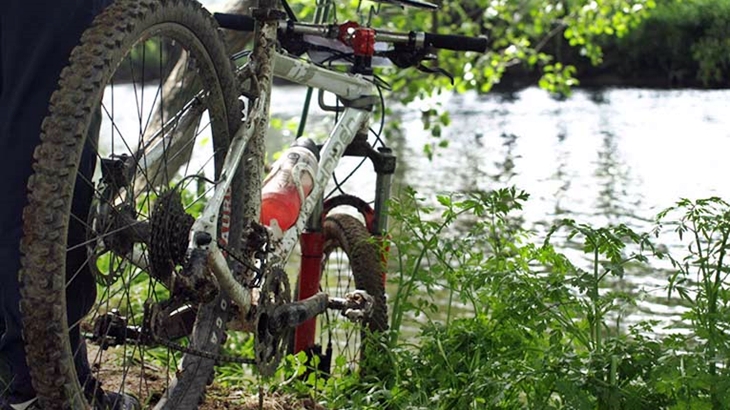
346, 290, 374, 321
328, 290, 374, 322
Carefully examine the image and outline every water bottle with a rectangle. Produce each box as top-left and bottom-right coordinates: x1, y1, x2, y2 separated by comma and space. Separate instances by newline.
260, 138, 320, 232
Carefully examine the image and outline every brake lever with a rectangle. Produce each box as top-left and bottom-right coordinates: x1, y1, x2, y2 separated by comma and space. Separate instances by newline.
416, 63, 454, 85
383, 44, 428, 68
383, 46, 454, 85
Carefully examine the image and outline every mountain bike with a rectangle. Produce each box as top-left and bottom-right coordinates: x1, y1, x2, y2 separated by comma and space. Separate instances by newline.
18, 0, 487, 408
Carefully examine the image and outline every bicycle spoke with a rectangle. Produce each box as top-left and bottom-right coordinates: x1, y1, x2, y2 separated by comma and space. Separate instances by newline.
75, 33, 223, 399
20, 2, 246, 407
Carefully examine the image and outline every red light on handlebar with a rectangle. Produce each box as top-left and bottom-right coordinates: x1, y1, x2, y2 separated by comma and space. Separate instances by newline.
352, 27, 376, 57
338, 21, 360, 46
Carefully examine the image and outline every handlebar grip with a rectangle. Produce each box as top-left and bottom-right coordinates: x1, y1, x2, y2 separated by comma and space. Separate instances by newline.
213, 13, 256, 31
422, 32, 488, 52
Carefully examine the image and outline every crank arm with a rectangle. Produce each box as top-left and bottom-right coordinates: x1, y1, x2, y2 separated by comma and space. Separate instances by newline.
267, 290, 375, 333
268, 293, 329, 332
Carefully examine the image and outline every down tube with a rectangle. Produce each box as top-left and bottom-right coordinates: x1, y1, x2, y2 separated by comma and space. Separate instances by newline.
275, 108, 370, 261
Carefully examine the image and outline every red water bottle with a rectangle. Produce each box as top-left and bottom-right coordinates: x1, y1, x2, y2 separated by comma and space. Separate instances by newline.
260, 138, 320, 232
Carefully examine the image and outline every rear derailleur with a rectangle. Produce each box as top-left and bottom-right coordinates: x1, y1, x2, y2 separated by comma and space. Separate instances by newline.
88, 300, 196, 350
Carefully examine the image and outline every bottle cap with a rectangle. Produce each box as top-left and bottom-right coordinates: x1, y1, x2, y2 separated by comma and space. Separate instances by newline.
292, 137, 321, 160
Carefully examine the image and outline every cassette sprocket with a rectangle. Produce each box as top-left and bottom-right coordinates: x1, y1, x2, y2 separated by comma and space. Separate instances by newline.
149, 189, 194, 284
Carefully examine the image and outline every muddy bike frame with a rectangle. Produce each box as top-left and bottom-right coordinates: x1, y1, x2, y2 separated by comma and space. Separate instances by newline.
141, 0, 393, 353
138, 0, 486, 360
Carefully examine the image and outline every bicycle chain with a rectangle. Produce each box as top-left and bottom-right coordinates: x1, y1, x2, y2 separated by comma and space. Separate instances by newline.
147, 269, 288, 368
150, 333, 256, 365
148, 269, 289, 368
143, 298, 258, 365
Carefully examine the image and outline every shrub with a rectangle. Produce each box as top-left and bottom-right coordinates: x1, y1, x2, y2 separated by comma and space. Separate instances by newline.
604, 0, 730, 86
284, 190, 730, 409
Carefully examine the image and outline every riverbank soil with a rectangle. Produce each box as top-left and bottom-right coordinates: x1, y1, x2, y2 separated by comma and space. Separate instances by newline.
83, 344, 322, 409
203, 385, 325, 410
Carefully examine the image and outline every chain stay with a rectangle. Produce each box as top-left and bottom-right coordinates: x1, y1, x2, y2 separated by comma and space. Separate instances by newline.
149, 301, 258, 364
141, 223, 272, 365
90, 291, 375, 365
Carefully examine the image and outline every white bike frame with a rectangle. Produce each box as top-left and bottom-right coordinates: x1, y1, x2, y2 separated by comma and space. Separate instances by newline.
157, 20, 378, 316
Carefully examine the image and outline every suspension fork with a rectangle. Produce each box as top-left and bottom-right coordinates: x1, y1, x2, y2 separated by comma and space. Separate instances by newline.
292, 145, 396, 353
372, 146, 395, 287
291, 17, 396, 352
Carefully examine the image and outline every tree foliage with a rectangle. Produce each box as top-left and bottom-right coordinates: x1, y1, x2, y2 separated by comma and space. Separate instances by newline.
604, 0, 730, 87
290, 0, 655, 98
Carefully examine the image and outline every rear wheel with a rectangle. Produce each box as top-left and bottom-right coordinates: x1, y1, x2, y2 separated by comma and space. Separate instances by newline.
316, 213, 388, 376
19, 0, 244, 408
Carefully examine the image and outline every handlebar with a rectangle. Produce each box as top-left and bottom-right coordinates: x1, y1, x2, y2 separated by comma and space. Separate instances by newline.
213, 13, 488, 53
422, 32, 487, 53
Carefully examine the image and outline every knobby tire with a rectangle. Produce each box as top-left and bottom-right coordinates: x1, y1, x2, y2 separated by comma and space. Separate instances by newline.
319, 213, 388, 376
19, 0, 243, 408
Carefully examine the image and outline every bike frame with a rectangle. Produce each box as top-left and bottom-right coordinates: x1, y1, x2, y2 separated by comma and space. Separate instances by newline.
140, 1, 393, 353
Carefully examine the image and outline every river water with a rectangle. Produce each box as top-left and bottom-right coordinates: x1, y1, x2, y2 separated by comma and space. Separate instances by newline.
269, 86, 730, 229
264, 85, 730, 332
199, 0, 730, 228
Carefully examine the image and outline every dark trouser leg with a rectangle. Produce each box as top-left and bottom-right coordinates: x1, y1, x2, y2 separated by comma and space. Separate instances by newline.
0, 103, 98, 403
0, 0, 111, 404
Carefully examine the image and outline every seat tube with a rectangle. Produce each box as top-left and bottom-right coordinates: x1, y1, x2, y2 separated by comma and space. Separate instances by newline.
294, 200, 324, 353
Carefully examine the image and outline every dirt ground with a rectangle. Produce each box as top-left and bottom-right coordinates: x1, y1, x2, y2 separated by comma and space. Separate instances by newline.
102, 367, 324, 409
86, 345, 325, 409
202, 385, 325, 410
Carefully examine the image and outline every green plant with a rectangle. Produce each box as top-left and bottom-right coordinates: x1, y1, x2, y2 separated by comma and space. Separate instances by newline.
288, 188, 730, 409
248, 190, 730, 410
544, 219, 668, 409
653, 197, 730, 408
369, 187, 673, 409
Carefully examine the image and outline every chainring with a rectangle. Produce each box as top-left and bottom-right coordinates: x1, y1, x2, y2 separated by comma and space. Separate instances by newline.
149, 190, 195, 284
254, 265, 292, 376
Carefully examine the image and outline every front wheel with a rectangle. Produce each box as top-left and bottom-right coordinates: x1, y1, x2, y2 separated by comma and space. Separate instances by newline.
316, 213, 389, 377
19, 0, 244, 408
